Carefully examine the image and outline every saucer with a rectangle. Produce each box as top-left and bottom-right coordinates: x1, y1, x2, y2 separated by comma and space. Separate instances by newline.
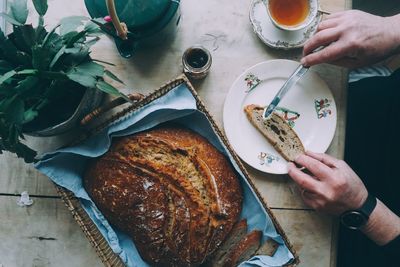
249, 0, 323, 49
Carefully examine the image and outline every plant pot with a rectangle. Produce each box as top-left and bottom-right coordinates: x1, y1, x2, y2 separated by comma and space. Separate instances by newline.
84, 0, 181, 58
23, 88, 104, 137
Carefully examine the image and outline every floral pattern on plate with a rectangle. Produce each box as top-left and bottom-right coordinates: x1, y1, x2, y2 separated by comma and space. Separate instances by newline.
315, 98, 332, 119
258, 152, 280, 166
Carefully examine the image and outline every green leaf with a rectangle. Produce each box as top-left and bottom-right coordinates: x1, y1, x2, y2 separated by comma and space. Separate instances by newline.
49, 45, 66, 69
63, 30, 87, 47
0, 95, 16, 110
9, 0, 28, 25
22, 108, 38, 123
11, 25, 36, 53
66, 61, 105, 88
15, 76, 39, 93
84, 20, 101, 35
38, 70, 66, 80
32, 44, 52, 70
93, 58, 115, 66
0, 125, 37, 162
96, 80, 131, 102
84, 37, 100, 47
32, 0, 48, 16
0, 60, 14, 74
17, 69, 38, 75
34, 25, 47, 43
0, 38, 29, 66
0, 12, 23, 26
42, 24, 60, 47
5, 97, 24, 124
105, 70, 124, 84
38, 16, 44, 27
0, 70, 17, 85
67, 72, 96, 88
64, 46, 83, 54
14, 142, 37, 163
76, 61, 104, 77
60, 16, 88, 35
60, 46, 90, 68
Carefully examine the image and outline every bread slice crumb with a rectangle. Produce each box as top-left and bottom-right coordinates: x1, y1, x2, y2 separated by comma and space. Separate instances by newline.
244, 104, 305, 162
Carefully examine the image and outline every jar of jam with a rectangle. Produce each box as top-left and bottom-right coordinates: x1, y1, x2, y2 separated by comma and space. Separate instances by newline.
182, 46, 212, 80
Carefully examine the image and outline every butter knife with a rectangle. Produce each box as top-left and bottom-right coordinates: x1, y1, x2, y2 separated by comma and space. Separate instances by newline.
262, 64, 309, 119
262, 46, 325, 120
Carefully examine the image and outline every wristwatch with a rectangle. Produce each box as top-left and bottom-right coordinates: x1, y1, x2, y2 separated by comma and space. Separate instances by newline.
340, 193, 377, 230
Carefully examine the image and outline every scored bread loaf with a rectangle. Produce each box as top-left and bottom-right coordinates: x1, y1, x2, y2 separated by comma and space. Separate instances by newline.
84, 125, 243, 266
244, 104, 305, 161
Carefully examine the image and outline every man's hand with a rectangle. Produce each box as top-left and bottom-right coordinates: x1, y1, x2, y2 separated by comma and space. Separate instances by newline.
287, 151, 368, 215
301, 10, 400, 68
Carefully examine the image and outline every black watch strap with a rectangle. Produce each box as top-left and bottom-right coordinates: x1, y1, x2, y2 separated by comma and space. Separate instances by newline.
359, 193, 377, 218
340, 193, 377, 230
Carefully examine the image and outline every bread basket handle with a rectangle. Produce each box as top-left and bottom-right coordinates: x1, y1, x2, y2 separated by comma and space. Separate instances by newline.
80, 93, 144, 126
106, 0, 128, 40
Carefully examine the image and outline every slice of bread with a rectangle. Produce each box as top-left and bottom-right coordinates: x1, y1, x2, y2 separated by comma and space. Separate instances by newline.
207, 219, 248, 266
244, 104, 305, 162
221, 230, 262, 267
255, 237, 279, 256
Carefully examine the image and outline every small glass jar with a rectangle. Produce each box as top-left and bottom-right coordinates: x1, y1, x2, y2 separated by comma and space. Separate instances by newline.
182, 46, 212, 80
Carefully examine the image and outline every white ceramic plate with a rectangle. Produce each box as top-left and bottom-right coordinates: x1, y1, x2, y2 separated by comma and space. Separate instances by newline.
223, 60, 337, 174
249, 0, 322, 49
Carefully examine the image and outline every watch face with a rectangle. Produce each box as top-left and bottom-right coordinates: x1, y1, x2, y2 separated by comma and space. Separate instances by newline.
341, 211, 368, 230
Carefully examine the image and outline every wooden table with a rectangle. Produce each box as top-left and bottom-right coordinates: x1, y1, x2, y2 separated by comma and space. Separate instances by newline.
0, 0, 350, 266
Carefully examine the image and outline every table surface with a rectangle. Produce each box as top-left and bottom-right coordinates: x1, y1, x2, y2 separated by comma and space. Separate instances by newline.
0, 0, 350, 266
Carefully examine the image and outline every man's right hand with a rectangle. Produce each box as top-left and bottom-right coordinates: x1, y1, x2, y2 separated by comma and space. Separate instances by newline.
287, 151, 368, 216
301, 10, 400, 68
288, 151, 400, 245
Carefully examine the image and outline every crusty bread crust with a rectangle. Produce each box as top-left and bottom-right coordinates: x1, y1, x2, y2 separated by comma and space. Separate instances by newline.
84, 126, 243, 266
244, 104, 305, 162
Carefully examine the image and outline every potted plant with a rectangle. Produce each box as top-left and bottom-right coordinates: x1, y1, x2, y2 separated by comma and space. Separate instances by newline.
0, 0, 130, 163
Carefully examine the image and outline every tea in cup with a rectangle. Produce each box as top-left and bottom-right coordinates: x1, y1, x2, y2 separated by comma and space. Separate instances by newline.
264, 0, 319, 31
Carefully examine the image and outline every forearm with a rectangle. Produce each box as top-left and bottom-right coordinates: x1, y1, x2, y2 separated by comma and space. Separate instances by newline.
361, 199, 400, 245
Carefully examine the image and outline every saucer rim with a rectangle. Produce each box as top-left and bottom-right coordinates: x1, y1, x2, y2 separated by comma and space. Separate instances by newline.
249, 0, 323, 50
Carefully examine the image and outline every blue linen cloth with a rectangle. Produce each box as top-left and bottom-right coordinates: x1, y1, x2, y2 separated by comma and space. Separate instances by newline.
35, 83, 294, 267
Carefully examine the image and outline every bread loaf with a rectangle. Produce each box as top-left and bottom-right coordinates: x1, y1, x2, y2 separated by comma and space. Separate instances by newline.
244, 104, 305, 161
84, 126, 243, 266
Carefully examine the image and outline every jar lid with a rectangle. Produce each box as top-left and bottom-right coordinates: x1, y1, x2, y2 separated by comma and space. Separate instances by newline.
85, 0, 171, 29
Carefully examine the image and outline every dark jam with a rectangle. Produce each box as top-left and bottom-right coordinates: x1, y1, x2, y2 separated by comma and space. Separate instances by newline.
186, 48, 209, 68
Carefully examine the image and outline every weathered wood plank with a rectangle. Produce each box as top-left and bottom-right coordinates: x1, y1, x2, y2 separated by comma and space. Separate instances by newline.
272, 209, 336, 267
0, 196, 102, 267
0, 195, 334, 267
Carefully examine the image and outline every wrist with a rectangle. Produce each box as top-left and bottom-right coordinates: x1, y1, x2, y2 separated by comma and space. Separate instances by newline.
385, 14, 400, 55
340, 193, 376, 230
361, 199, 400, 245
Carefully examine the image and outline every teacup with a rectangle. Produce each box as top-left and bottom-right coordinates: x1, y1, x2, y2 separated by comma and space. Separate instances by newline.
263, 0, 319, 31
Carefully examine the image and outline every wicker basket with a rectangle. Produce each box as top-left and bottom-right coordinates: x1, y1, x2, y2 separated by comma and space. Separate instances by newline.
55, 75, 299, 266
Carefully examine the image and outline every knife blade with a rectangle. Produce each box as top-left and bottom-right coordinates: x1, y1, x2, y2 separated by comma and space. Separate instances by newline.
262, 64, 309, 119
262, 46, 325, 120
